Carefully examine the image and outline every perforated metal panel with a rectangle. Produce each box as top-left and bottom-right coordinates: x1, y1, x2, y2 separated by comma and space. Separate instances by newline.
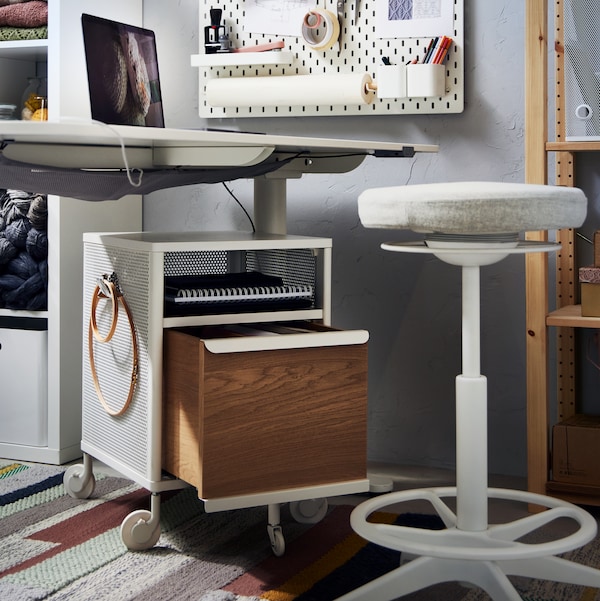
196, 0, 464, 117
82, 243, 153, 480
247, 249, 316, 294
563, 0, 600, 140
164, 250, 229, 276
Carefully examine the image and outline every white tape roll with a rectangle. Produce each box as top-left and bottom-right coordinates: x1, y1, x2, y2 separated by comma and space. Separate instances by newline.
301, 8, 340, 51
206, 73, 376, 108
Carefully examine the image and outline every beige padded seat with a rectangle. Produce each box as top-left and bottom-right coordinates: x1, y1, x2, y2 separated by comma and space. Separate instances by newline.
358, 181, 587, 234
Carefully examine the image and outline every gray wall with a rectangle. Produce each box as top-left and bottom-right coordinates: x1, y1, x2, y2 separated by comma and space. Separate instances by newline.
143, 1, 528, 477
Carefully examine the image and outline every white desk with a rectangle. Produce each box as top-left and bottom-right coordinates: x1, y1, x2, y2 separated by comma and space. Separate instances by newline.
0, 123, 436, 550
0, 121, 437, 233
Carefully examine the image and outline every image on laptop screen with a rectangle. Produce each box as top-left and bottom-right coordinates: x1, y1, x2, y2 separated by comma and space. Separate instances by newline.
81, 13, 164, 127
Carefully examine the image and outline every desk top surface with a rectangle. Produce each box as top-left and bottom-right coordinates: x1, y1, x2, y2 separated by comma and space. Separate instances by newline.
0, 122, 438, 199
0, 121, 437, 167
0, 121, 437, 150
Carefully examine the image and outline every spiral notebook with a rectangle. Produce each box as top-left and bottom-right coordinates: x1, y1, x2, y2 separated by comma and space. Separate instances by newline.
164, 272, 314, 316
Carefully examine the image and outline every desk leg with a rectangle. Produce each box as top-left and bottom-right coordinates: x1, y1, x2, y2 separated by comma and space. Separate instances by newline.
254, 177, 287, 235
253, 175, 392, 495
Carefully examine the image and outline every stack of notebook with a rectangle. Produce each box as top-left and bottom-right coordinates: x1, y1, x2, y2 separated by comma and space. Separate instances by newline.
164, 271, 314, 316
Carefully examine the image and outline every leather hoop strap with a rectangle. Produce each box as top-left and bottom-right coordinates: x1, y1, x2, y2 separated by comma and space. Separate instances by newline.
88, 281, 139, 417
90, 279, 118, 342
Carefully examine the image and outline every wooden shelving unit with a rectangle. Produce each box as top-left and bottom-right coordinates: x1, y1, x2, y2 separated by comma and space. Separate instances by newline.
526, 0, 600, 506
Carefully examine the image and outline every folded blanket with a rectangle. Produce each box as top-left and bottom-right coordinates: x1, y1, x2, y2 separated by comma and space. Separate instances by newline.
0, 0, 47, 27
0, 1, 45, 6
0, 189, 47, 311
0, 25, 46, 40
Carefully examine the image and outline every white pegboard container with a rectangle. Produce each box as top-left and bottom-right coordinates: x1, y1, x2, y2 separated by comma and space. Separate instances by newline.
563, 0, 600, 140
193, 0, 464, 118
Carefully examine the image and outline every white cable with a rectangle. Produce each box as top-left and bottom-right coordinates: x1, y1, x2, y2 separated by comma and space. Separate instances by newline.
58, 116, 144, 188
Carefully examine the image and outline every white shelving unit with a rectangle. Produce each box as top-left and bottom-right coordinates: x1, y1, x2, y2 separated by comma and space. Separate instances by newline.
0, 0, 142, 464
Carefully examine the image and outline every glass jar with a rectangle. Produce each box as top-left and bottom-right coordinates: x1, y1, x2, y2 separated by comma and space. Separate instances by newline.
21, 77, 48, 121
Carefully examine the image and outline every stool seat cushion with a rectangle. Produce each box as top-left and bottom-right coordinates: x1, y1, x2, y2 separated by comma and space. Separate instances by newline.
358, 181, 587, 234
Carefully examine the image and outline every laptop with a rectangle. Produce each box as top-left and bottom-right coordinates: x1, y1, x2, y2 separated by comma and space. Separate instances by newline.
81, 13, 165, 127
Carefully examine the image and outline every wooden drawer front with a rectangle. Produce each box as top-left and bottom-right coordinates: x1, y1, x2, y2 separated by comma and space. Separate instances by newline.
162, 326, 367, 499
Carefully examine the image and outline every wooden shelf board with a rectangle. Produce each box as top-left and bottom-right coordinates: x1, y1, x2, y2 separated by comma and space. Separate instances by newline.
546, 304, 600, 328
547, 141, 600, 152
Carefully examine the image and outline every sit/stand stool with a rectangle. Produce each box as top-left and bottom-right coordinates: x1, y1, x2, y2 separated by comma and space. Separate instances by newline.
338, 182, 600, 601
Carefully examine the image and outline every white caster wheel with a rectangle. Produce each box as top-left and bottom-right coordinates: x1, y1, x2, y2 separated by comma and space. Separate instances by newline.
63, 464, 96, 499
269, 526, 286, 557
120, 510, 161, 551
290, 498, 328, 524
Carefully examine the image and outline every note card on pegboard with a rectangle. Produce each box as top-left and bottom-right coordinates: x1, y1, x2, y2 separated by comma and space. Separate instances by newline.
192, 0, 464, 118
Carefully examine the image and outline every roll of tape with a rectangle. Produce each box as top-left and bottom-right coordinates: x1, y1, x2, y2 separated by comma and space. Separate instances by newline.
301, 8, 340, 51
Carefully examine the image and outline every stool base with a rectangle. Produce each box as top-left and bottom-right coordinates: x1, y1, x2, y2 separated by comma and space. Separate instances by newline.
337, 486, 600, 601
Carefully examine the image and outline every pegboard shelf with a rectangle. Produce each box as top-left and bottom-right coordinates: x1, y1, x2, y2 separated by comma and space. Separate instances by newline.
194, 0, 463, 118
191, 50, 295, 67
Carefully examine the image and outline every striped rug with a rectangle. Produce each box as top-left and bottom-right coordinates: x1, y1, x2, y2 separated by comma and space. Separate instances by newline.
1, 460, 600, 601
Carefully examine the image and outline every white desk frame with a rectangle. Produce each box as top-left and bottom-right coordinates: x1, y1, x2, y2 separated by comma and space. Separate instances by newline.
0, 122, 437, 234
1, 122, 437, 553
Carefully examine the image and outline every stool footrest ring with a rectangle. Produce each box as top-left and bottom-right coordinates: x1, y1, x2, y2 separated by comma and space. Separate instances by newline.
336, 487, 600, 600
350, 486, 597, 561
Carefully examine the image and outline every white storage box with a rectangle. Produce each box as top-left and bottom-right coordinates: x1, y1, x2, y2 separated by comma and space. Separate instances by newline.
0, 317, 48, 446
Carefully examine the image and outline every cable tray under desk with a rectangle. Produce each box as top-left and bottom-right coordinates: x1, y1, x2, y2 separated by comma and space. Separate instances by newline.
195, 0, 464, 118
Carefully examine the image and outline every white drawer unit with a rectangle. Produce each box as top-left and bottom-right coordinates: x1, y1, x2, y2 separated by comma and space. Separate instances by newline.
66, 231, 369, 555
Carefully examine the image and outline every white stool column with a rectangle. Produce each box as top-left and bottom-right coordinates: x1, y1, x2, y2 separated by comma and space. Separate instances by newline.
456, 264, 488, 532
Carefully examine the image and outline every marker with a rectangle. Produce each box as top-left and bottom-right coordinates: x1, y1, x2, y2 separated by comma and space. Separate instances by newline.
423, 37, 436, 63
424, 37, 438, 63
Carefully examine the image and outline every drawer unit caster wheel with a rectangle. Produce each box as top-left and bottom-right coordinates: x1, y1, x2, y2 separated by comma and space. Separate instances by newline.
63, 464, 96, 499
120, 509, 161, 551
290, 498, 328, 524
268, 524, 285, 557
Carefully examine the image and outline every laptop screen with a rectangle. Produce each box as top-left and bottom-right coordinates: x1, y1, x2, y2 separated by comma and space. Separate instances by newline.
81, 13, 164, 127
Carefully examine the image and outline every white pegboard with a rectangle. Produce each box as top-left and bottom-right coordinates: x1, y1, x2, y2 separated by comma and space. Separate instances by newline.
195, 0, 463, 118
